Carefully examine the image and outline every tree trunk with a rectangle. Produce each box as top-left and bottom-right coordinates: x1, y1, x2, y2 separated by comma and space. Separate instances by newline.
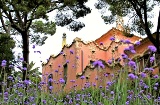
21, 31, 29, 81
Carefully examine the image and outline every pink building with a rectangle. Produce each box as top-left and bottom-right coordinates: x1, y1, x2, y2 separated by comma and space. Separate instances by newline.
42, 20, 159, 93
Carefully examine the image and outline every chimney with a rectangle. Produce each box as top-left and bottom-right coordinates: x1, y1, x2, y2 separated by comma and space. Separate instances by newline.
62, 33, 66, 47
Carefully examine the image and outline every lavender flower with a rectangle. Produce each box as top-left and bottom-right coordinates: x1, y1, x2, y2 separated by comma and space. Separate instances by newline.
121, 54, 128, 59
124, 39, 131, 44
80, 76, 85, 79
140, 72, 146, 78
128, 73, 136, 79
124, 47, 130, 51
66, 60, 69, 63
37, 51, 41, 54
107, 59, 112, 65
155, 83, 159, 86
130, 50, 136, 54
59, 78, 65, 84
76, 56, 79, 59
148, 45, 157, 52
58, 64, 61, 68
93, 60, 105, 69
150, 56, 155, 63
60, 51, 64, 54
110, 91, 114, 95
153, 75, 159, 78
110, 36, 115, 41
55, 70, 58, 72
70, 50, 74, 54
1, 60, 7, 67
135, 41, 140, 45
49, 86, 53, 90
32, 45, 35, 49
129, 45, 134, 50
23, 67, 27, 71
128, 60, 137, 70
100, 42, 103, 45
9, 64, 14, 68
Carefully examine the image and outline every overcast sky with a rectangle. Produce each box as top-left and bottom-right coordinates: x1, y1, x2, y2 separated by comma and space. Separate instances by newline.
18, 0, 159, 72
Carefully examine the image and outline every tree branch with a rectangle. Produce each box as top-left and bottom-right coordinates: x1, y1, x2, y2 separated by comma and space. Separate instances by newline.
156, 11, 160, 53
26, 19, 32, 31
0, 11, 8, 33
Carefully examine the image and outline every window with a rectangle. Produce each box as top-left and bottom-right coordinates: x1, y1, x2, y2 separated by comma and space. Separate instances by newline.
63, 64, 68, 84
48, 74, 53, 87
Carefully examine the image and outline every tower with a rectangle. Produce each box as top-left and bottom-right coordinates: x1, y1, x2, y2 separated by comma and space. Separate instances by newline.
116, 16, 124, 31
62, 33, 66, 47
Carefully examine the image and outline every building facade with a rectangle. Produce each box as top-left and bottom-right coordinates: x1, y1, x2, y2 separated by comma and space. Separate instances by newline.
42, 22, 159, 93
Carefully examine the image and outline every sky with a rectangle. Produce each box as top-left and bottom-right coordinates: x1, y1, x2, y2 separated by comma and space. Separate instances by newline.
14, 0, 159, 72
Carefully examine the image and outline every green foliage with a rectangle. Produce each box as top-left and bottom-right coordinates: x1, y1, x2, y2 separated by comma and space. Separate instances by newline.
95, 0, 160, 35
0, 33, 15, 92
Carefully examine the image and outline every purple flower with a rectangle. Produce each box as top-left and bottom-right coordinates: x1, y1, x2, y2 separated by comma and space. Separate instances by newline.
126, 101, 130, 105
131, 50, 136, 54
110, 91, 114, 95
48, 78, 53, 82
20, 58, 24, 61
49, 86, 53, 90
95, 76, 98, 80
70, 80, 75, 83
128, 60, 137, 70
121, 54, 128, 59
150, 56, 155, 63
124, 47, 130, 51
37, 51, 41, 54
42, 100, 46, 104
60, 51, 63, 54
8, 76, 13, 80
1, 60, 7, 67
100, 42, 103, 45
107, 59, 112, 65
32, 45, 35, 49
148, 45, 157, 52
70, 50, 74, 54
24, 80, 31, 85
76, 56, 79, 59
154, 87, 157, 90
80, 76, 85, 79
99, 85, 103, 88
128, 73, 136, 79
135, 41, 140, 45
129, 45, 134, 50
107, 81, 112, 86
9, 65, 14, 68
55, 70, 58, 72
120, 39, 124, 43
23, 67, 27, 70
140, 72, 146, 78
153, 75, 159, 78
124, 39, 131, 44
155, 83, 159, 86
93, 60, 105, 69
66, 60, 69, 63
58, 64, 61, 68
110, 36, 115, 41
59, 78, 65, 84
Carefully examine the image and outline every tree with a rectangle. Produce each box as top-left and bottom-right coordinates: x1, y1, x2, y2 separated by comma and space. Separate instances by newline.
0, 0, 91, 80
95, 0, 160, 68
0, 33, 15, 92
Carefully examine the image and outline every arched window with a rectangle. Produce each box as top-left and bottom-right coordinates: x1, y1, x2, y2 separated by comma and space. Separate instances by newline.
48, 74, 53, 87
63, 64, 68, 84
